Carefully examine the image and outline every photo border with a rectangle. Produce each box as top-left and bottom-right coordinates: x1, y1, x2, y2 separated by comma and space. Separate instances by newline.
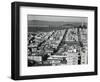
11, 1, 98, 80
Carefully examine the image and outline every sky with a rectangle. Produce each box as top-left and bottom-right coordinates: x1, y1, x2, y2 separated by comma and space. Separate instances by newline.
28, 15, 88, 23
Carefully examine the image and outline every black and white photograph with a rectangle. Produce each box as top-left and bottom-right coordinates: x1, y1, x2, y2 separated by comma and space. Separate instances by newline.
27, 15, 88, 67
